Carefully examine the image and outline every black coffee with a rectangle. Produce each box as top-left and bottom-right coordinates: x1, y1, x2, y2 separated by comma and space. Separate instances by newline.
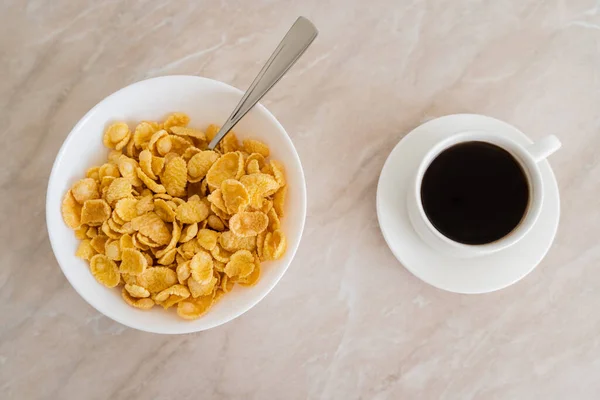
420, 141, 529, 245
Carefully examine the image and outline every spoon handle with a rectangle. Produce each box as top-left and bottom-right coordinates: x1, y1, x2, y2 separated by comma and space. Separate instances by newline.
207, 17, 318, 150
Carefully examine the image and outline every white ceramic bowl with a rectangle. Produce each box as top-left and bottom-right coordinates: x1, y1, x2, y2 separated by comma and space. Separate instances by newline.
46, 75, 306, 334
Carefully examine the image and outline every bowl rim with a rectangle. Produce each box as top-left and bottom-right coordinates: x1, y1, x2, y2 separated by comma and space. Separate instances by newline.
46, 75, 307, 334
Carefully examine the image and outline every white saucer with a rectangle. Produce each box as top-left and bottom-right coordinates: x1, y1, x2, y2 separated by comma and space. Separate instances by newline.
376, 114, 560, 294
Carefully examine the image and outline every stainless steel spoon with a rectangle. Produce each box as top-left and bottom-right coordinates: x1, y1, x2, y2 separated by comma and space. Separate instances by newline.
207, 17, 318, 150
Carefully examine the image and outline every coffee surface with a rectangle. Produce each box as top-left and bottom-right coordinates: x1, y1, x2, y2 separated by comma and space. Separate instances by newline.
420, 141, 529, 245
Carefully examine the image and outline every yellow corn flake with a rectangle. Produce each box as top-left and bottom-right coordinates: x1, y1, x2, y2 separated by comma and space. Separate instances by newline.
124, 283, 150, 298
75, 240, 96, 260
104, 239, 121, 261
151, 156, 165, 177
125, 137, 138, 158
168, 135, 193, 155
239, 173, 279, 208
270, 160, 286, 187
182, 146, 202, 162
207, 189, 227, 213
86, 226, 98, 238
89, 254, 120, 288
205, 152, 243, 189
162, 156, 187, 197
133, 121, 160, 148
154, 199, 176, 222
170, 126, 206, 141
71, 178, 99, 204
138, 149, 157, 180
238, 255, 261, 286
86, 166, 100, 180
131, 212, 171, 245
120, 248, 148, 275
210, 244, 232, 263
196, 228, 220, 251
229, 211, 268, 237
176, 199, 209, 224
267, 207, 281, 231
117, 155, 143, 187
106, 177, 132, 206
190, 250, 213, 284
137, 266, 177, 293
179, 223, 198, 243
155, 284, 190, 309
224, 250, 255, 279
120, 233, 135, 250
243, 139, 270, 158
246, 153, 266, 169
157, 248, 177, 265
176, 295, 214, 320
214, 260, 226, 273
90, 235, 109, 254
114, 198, 138, 222
207, 215, 226, 232
122, 288, 155, 310
135, 167, 166, 194
111, 209, 126, 225
219, 230, 256, 252
187, 150, 219, 182
103, 122, 130, 149
80, 199, 111, 226
62, 190, 82, 229
221, 179, 249, 214
155, 135, 172, 156
143, 252, 154, 267
122, 273, 138, 285
131, 233, 149, 250
176, 260, 191, 284
273, 186, 286, 218
221, 274, 235, 293
188, 275, 217, 298
148, 130, 168, 154
263, 229, 287, 261
163, 112, 190, 131
246, 159, 260, 174
220, 132, 239, 153
107, 218, 134, 235
74, 224, 88, 240
99, 163, 120, 180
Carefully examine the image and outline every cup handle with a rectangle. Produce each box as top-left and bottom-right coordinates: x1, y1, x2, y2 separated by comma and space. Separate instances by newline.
526, 135, 561, 162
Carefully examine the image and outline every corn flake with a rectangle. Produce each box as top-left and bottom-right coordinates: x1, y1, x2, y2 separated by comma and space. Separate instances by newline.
190, 250, 213, 284
224, 250, 255, 279
122, 288, 155, 310
125, 283, 150, 298
62, 190, 82, 229
176, 295, 214, 320
80, 199, 111, 226
221, 179, 249, 214
90, 254, 120, 288
229, 211, 268, 237
206, 152, 243, 189
243, 139, 270, 158
76, 240, 96, 260
136, 267, 177, 293
155, 284, 190, 309
162, 156, 187, 197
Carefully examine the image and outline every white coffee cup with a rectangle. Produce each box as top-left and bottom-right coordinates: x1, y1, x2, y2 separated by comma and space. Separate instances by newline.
407, 131, 561, 258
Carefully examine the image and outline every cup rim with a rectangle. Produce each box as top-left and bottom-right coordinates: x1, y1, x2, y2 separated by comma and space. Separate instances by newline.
413, 130, 544, 254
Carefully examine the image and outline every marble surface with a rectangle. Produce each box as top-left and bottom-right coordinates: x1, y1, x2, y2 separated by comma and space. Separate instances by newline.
2, 0, 600, 398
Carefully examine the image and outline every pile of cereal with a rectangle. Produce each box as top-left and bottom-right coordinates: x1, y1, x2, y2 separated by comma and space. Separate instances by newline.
61, 113, 287, 320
